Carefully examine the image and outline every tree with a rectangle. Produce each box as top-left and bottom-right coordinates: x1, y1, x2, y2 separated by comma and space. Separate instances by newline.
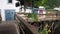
33, 0, 47, 8
33, 0, 60, 9
45, 0, 59, 9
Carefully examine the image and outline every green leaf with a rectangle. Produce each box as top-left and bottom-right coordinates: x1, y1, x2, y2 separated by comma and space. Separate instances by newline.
33, 13, 38, 22
27, 13, 38, 22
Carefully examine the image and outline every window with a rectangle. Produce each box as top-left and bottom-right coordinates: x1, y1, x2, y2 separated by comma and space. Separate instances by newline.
15, 2, 20, 7
8, 0, 12, 3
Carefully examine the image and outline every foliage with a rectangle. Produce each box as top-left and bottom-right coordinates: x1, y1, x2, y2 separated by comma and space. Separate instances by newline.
32, 13, 38, 22
41, 29, 48, 34
45, 0, 59, 9
40, 23, 49, 34
33, 0, 47, 8
19, 0, 60, 9
28, 13, 38, 22
33, 0, 60, 9
28, 13, 33, 18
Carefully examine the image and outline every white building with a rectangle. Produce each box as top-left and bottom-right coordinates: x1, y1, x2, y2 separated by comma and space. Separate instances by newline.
0, 0, 20, 21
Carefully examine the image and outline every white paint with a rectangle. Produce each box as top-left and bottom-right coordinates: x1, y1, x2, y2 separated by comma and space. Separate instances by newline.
25, 9, 32, 13
54, 7, 60, 11
0, 0, 20, 21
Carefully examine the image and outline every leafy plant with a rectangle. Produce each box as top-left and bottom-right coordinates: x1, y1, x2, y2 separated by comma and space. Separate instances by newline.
28, 13, 33, 18
27, 13, 38, 22
40, 23, 49, 34
33, 0, 60, 9
32, 13, 38, 22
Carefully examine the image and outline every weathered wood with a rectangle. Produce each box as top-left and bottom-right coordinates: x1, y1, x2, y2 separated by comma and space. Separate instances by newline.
17, 15, 40, 34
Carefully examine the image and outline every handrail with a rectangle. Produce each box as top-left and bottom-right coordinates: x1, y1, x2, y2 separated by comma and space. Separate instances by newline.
16, 14, 40, 34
